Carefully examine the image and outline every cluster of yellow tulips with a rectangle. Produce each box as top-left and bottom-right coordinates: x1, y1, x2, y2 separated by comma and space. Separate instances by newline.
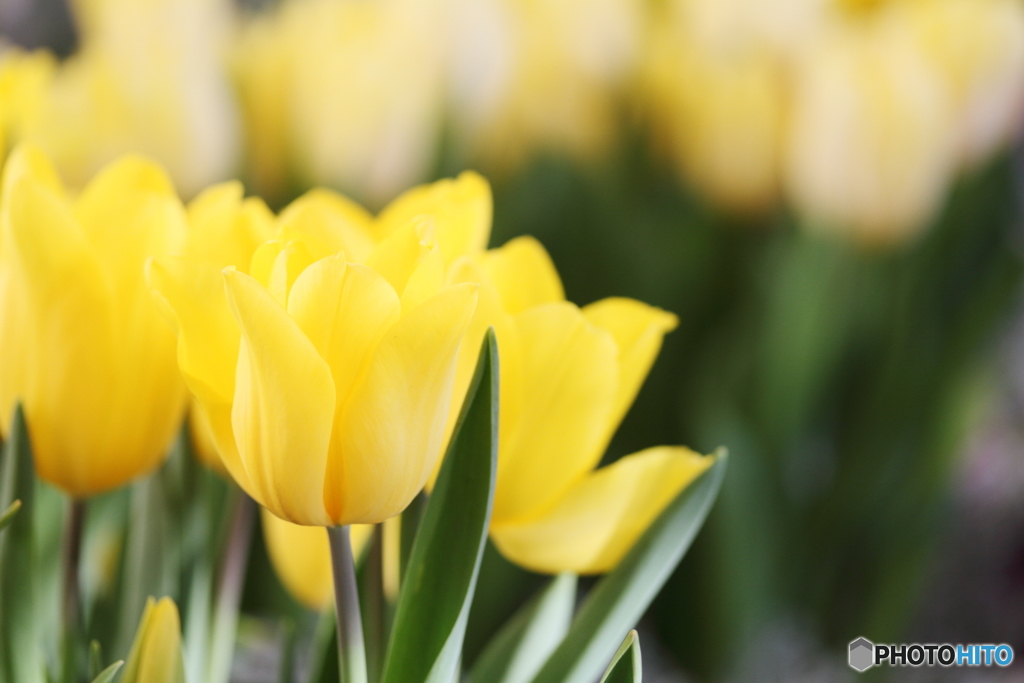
0, 141, 720, 681
2, 0, 1022, 245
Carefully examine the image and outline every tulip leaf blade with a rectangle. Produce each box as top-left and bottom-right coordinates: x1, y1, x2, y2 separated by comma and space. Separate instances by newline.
599, 631, 641, 683
381, 329, 499, 683
529, 449, 727, 683
467, 572, 576, 683
89, 661, 124, 683
0, 404, 42, 683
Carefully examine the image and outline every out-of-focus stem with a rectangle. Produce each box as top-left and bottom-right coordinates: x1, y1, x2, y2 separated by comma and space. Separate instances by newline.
61, 499, 86, 683
208, 490, 256, 683
328, 526, 368, 683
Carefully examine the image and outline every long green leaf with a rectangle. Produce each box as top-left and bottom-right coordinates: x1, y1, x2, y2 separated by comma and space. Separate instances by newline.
599, 631, 640, 683
467, 573, 576, 683
380, 329, 499, 683
89, 661, 123, 683
0, 404, 43, 683
530, 450, 727, 683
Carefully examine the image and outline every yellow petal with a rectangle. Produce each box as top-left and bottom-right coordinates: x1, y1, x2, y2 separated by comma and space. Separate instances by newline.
331, 283, 477, 524
1, 143, 63, 201
189, 400, 227, 477
583, 297, 678, 440
477, 236, 564, 314
278, 187, 376, 263
224, 268, 335, 525
375, 171, 492, 264
122, 597, 185, 683
261, 507, 333, 609
185, 181, 275, 269
493, 302, 617, 525
491, 447, 713, 574
286, 255, 403, 520
366, 217, 444, 312
262, 508, 374, 610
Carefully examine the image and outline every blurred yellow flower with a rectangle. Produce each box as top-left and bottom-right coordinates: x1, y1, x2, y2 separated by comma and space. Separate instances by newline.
121, 597, 185, 683
7, 0, 239, 197
644, 0, 1024, 243
0, 145, 188, 497
150, 173, 488, 525
784, 18, 957, 244
234, 0, 446, 206
447, 236, 714, 574
262, 509, 373, 609
447, 0, 640, 170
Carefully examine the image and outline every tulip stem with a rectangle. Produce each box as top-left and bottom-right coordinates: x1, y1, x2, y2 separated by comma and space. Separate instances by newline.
61, 498, 86, 683
328, 526, 368, 683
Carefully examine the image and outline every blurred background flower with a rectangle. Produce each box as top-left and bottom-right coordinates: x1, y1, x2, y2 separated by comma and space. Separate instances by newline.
3, 0, 1024, 680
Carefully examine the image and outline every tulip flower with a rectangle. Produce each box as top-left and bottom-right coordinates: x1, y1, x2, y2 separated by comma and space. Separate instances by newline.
120, 597, 185, 683
150, 173, 486, 525
447, 0, 640, 170
447, 236, 714, 574
0, 145, 188, 497
784, 20, 957, 244
262, 510, 373, 609
8, 0, 239, 197
234, 0, 447, 205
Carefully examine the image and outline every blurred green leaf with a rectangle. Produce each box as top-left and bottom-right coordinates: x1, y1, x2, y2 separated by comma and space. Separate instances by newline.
381, 330, 498, 683
0, 500, 20, 532
530, 450, 727, 683
468, 573, 576, 683
306, 608, 339, 683
0, 404, 44, 683
88, 661, 122, 683
599, 631, 640, 683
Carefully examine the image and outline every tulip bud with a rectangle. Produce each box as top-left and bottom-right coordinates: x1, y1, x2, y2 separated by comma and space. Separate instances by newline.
120, 597, 186, 683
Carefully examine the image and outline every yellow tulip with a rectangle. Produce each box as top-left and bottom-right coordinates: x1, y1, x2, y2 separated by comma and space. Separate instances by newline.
234, 0, 446, 205
121, 597, 185, 683
262, 509, 373, 609
150, 173, 487, 525
10, 0, 239, 197
0, 145, 188, 497
784, 20, 957, 244
896, 0, 1024, 166
447, 236, 714, 574
447, 0, 640, 170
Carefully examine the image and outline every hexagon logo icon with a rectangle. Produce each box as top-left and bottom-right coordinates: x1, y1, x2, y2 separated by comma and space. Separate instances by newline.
849, 637, 874, 672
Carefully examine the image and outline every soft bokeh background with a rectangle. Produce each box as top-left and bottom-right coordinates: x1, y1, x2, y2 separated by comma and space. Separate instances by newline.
3, 0, 1024, 680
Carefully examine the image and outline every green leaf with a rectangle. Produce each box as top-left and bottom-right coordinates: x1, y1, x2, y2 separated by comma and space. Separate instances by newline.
530, 450, 727, 683
89, 661, 123, 683
381, 329, 499, 683
0, 500, 20, 532
468, 573, 576, 683
599, 631, 641, 683
0, 404, 44, 683
305, 608, 339, 683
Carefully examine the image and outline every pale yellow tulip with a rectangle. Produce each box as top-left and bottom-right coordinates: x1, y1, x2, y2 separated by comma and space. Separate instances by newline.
0, 145, 188, 497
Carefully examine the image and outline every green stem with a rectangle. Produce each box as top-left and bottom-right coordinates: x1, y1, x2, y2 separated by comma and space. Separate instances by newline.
62, 499, 86, 683
327, 526, 367, 683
